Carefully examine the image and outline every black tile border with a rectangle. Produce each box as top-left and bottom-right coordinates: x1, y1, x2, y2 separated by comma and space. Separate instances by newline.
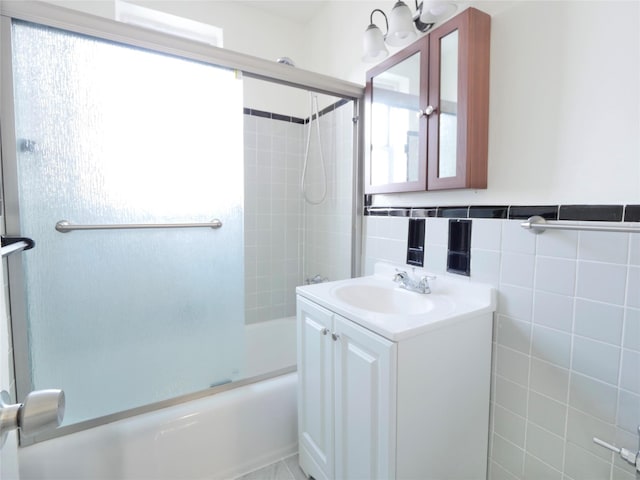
559, 204, 623, 222
364, 204, 640, 223
625, 205, 640, 222
243, 98, 351, 125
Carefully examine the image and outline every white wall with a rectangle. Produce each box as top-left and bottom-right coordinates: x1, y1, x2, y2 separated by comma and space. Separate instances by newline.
306, 0, 640, 206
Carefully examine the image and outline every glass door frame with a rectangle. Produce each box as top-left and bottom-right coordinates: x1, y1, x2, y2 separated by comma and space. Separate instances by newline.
0, 1, 364, 444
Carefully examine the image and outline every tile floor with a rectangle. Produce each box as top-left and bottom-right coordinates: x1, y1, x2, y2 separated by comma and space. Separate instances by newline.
235, 454, 308, 480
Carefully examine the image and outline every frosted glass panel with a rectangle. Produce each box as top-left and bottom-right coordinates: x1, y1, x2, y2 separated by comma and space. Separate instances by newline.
11, 21, 244, 425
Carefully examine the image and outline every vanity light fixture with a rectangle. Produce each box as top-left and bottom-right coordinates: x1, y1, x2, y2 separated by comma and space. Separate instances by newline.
362, 0, 457, 62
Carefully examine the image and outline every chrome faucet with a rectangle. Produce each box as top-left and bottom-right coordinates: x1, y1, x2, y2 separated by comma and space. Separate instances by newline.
393, 269, 434, 294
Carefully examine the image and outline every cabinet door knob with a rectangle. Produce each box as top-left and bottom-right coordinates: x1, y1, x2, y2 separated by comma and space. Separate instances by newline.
332, 333, 340, 341
425, 105, 436, 116
321, 328, 330, 335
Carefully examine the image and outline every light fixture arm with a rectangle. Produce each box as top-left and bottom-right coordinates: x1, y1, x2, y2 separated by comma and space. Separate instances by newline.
413, 0, 435, 32
369, 8, 389, 35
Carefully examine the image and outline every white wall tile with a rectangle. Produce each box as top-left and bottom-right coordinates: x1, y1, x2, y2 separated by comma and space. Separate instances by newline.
533, 291, 574, 332
623, 308, 640, 351
472, 218, 503, 250
529, 358, 569, 403
499, 285, 533, 321
619, 349, 639, 393
617, 390, 640, 434
492, 434, 525, 478
424, 244, 447, 274
612, 466, 637, 480
578, 231, 630, 264
471, 249, 502, 285
563, 442, 612, 480
566, 407, 615, 460
489, 460, 520, 480
629, 234, 640, 266
496, 345, 530, 387
534, 257, 576, 296
497, 315, 532, 354
523, 454, 562, 480
536, 229, 578, 260
576, 261, 627, 306
626, 266, 639, 308
525, 422, 564, 470
527, 391, 567, 437
494, 376, 529, 417
494, 404, 527, 447
574, 299, 624, 346
502, 220, 536, 255
572, 336, 620, 385
569, 373, 617, 423
531, 325, 571, 369
501, 253, 536, 288
425, 218, 449, 246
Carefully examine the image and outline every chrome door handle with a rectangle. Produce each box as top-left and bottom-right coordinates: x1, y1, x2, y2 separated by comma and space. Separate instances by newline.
0, 389, 65, 447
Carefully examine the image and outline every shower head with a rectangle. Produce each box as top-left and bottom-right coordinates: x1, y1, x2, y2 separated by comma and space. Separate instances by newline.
276, 57, 295, 67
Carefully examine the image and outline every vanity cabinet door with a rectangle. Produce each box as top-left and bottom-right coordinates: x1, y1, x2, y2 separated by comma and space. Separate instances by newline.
427, 7, 490, 190
297, 296, 398, 480
333, 315, 397, 480
297, 297, 334, 480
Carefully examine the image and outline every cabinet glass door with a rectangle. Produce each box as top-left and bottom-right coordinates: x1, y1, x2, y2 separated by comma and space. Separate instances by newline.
365, 40, 428, 194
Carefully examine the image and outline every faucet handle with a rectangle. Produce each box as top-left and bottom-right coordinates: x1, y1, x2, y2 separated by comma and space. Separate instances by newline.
393, 269, 408, 282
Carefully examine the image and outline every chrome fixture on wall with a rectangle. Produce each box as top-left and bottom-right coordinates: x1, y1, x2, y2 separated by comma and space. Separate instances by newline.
362, 0, 457, 62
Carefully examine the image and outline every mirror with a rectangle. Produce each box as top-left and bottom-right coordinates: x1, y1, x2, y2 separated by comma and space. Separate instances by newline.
438, 30, 459, 178
370, 52, 421, 186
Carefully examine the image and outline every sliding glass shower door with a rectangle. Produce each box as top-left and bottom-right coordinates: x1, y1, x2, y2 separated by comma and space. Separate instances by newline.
6, 20, 245, 426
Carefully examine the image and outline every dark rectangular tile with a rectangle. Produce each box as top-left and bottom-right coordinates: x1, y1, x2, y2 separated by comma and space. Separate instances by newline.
437, 207, 469, 218
271, 113, 291, 123
508, 205, 558, 220
291, 116, 305, 125
624, 205, 640, 222
559, 204, 623, 222
366, 208, 389, 216
469, 206, 508, 219
388, 208, 410, 217
243, 107, 251, 115
411, 207, 438, 218
250, 109, 271, 119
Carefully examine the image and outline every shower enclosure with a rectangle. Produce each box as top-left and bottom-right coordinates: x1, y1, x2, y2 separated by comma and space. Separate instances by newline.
0, 2, 361, 442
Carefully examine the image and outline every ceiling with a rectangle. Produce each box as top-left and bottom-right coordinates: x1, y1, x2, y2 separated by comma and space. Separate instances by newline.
236, 1, 328, 24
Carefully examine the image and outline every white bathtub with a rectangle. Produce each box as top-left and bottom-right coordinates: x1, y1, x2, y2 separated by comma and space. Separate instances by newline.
18, 317, 298, 480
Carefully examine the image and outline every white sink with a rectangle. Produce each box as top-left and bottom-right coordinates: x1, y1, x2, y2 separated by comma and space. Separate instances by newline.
296, 262, 496, 341
332, 284, 442, 315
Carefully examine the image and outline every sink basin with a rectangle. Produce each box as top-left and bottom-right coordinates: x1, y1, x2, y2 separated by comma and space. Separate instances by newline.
332, 284, 437, 315
296, 262, 496, 341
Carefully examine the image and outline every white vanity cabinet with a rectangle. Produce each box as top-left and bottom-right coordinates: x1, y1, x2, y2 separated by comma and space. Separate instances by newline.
297, 296, 396, 480
296, 271, 494, 480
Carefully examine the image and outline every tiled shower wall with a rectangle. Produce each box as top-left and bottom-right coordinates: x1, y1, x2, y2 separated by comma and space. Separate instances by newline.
364, 215, 639, 480
244, 112, 304, 325
243, 101, 354, 325
302, 101, 354, 285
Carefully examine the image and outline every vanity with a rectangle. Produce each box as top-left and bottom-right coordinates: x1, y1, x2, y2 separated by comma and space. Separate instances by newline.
296, 263, 496, 480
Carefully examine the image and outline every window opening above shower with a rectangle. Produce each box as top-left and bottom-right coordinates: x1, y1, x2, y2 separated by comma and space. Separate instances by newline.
115, 0, 223, 47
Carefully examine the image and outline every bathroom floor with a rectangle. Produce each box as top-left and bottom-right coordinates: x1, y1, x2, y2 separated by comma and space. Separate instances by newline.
234, 454, 308, 480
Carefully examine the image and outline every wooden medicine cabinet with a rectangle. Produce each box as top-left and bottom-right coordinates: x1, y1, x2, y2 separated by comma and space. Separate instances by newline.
364, 7, 491, 194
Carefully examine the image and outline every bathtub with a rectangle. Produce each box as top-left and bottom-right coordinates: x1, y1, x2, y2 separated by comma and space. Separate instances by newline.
18, 317, 298, 480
